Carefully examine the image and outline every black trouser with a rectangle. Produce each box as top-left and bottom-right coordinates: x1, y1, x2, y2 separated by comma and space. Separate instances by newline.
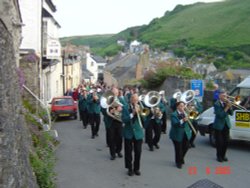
80, 110, 88, 127
189, 120, 198, 145
108, 120, 123, 157
172, 135, 189, 166
89, 113, 100, 136
215, 126, 229, 159
146, 119, 161, 148
161, 112, 167, 133
124, 138, 142, 171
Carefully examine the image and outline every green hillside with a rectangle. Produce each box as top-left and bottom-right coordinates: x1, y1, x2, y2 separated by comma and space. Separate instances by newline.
60, 0, 250, 68
139, 0, 250, 48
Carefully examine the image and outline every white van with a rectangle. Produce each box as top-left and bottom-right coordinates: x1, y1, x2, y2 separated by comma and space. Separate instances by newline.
197, 76, 250, 146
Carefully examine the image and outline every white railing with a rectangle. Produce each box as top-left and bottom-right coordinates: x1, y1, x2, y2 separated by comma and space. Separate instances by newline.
22, 84, 52, 129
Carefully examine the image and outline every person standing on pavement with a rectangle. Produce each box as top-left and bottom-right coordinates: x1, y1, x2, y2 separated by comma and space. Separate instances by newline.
121, 94, 144, 176
213, 89, 233, 162
78, 89, 89, 129
88, 89, 101, 139
170, 101, 192, 169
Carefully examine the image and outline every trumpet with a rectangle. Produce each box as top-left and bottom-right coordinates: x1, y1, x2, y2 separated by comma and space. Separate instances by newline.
225, 95, 246, 111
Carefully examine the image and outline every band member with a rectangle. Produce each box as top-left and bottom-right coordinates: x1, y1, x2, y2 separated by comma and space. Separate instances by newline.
122, 94, 144, 176
159, 90, 168, 134
108, 104, 123, 160
78, 89, 89, 129
101, 106, 112, 147
145, 105, 163, 151
88, 90, 101, 139
213, 90, 233, 162
170, 101, 192, 169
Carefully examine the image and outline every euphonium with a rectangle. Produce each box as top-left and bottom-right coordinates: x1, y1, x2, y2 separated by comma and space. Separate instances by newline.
100, 90, 123, 122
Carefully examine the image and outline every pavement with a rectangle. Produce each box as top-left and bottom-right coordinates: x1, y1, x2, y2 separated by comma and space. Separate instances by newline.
55, 118, 250, 188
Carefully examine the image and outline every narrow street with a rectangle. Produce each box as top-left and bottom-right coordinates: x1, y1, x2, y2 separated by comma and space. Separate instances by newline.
55, 118, 250, 188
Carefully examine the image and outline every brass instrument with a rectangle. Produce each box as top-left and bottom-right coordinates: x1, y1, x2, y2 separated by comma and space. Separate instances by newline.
179, 90, 197, 135
225, 95, 246, 111
144, 91, 162, 119
100, 91, 123, 122
138, 94, 150, 116
173, 91, 182, 102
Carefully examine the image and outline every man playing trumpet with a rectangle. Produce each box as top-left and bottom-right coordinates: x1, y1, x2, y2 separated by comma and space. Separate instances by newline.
213, 89, 233, 162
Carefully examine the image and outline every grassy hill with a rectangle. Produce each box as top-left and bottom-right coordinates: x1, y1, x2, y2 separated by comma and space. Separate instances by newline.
60, 0, 250, 68
139, 0, 250, 48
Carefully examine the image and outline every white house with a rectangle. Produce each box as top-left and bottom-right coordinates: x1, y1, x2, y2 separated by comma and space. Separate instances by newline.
42, 0, 63, 102
19, 0, 63, 103
19, 0, 42, 55
86, 53, 106, 83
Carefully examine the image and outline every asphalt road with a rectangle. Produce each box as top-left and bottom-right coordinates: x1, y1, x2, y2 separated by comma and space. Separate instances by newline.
55, 118, 250, 188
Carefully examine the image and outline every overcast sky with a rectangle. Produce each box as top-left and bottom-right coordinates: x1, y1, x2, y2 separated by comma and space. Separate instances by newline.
54, 0, 223, 37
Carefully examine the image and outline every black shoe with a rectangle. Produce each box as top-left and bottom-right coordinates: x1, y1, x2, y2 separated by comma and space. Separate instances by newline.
110, 156, 116, 160
149, 147, 154, 151
128, 170, 134, 176
91, 135, 95, 139
176, 164, 182, 169
223, 157, 228, 162
190, 143, 195, 148
181, 160, 185, 164
117, 153, 123, 158
154, 144, 160, 149
95, 133, 99, 136
134, 170, 141, 176
217, 157, 223, 162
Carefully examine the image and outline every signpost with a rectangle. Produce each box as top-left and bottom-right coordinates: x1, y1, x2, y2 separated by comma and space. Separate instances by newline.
191, 79, 203, 102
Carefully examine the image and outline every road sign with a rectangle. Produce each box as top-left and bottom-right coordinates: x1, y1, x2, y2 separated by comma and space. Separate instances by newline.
191, 79, 203, 97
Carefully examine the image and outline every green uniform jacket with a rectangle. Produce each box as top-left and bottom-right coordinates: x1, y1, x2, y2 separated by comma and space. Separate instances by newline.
78, 95, 89, 112
213, 100, 233, 130
170, 111, 192, 142
101, 107, 113, 129
88, 94, 101, 114
121, 105, 144, 140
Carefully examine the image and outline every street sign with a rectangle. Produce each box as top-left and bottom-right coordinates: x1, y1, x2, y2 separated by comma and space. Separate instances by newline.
191, 79, 203, 98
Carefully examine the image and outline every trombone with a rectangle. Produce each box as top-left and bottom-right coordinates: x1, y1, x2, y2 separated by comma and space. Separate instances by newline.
225, 95, 247, 111
138, 94, 150, 116
179, 90, 198, 135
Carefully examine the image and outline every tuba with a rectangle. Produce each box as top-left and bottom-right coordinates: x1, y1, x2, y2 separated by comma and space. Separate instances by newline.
100, 90, 123, 122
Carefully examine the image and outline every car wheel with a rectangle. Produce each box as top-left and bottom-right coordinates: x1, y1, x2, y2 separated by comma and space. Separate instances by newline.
209, 128, 216, 147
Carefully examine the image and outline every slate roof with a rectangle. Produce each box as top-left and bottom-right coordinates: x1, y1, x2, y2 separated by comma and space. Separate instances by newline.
92, 55, 106, 64
105, 53, 139, 85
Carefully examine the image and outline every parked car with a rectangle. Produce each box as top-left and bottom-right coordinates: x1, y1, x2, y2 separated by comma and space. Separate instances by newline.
197, 76, 250, 146
51, 96, 77, 120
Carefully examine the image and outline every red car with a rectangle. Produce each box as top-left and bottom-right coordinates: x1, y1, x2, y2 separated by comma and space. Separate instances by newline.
51, 96, 77, 120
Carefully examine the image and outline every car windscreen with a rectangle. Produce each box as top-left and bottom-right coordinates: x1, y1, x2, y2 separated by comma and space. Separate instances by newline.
53, 98, 74, 106
230, 88, 250, 110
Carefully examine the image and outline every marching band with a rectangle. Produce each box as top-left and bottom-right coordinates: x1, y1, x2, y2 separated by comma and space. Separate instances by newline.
73, 82, 233, 176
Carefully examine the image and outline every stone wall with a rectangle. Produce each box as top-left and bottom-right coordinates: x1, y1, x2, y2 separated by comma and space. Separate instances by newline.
0, 0, 38, 187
